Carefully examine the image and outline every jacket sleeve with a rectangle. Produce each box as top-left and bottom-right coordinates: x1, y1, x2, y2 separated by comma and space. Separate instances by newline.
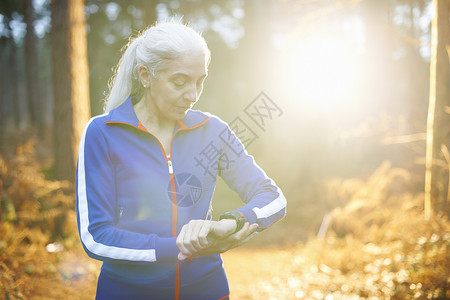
217, 123, 286, 231
76, 117, 179, 263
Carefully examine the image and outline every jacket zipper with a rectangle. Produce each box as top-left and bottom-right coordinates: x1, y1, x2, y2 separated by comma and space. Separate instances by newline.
121, 123, 182, 299
167, 159, 174, 174
166, 154, 180, 300
166, 154, 178, 237
138, 127, 182, 300
105, 119, 209, 300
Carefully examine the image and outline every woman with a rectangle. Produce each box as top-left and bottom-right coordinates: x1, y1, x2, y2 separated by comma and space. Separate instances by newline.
77, 22, 286, 300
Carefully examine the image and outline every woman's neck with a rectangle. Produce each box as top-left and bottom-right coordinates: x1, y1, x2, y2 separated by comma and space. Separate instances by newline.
134, 95, 175, 134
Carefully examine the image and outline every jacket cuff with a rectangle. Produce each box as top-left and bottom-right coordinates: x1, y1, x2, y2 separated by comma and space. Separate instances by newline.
155, 237, 179, 261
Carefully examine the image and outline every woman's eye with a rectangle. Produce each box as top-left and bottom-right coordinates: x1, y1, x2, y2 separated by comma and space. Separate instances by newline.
173, 81, 185, 88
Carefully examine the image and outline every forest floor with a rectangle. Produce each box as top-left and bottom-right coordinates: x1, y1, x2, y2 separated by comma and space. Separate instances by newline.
1, 136, 449, 300
3, 235, 450, 300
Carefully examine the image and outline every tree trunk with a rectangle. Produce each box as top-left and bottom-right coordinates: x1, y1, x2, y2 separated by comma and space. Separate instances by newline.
424, 0, 450, 219
0, 38, 7, 149
51, 0, 90, 182
9, 40, 21, 129
24, 0, 41, 132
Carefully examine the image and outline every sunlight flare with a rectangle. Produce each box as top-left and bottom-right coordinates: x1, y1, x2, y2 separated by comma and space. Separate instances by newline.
288, 36, 357, 103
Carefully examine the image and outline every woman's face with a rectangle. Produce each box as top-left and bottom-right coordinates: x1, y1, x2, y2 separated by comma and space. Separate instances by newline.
147, 53, 208, 121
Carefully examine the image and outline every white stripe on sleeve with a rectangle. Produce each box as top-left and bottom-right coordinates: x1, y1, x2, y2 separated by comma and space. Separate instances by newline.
252, 187, 287, 219
77, 114, 157, 262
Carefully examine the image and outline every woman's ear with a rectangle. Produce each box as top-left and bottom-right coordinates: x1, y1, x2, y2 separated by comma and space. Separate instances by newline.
138, 65, 151, 88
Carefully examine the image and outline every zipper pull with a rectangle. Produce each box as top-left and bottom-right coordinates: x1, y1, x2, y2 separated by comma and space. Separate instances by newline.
167, 160, 174, 174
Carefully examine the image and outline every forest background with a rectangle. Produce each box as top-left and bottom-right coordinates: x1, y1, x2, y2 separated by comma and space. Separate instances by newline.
0, 0, 449, 299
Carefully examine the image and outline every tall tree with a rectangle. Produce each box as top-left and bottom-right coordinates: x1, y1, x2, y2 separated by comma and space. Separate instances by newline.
24, 0, 41, 131
0, 37, 7, 148
51, 0, 90, 182
424, 0, 450, 219
85, 0, 158, 115
0, 0, 25, 131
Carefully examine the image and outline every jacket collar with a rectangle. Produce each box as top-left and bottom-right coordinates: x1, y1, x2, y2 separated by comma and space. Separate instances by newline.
106, 97, 210, 130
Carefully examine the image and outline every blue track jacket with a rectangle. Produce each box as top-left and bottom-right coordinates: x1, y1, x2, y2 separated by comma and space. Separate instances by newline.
76, 98, 286, 300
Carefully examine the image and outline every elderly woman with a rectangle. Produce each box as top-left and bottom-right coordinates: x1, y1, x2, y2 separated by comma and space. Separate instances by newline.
77, 22, 286, 300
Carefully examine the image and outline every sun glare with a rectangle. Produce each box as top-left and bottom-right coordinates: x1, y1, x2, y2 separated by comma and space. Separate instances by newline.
288, 36, 357, 104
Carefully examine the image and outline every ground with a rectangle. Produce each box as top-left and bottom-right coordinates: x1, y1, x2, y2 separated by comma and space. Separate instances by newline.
1, 139, 449, 300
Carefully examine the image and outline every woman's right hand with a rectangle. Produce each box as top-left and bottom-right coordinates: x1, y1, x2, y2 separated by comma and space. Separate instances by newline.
176, 219, 257, 260
176, 220, 215, 258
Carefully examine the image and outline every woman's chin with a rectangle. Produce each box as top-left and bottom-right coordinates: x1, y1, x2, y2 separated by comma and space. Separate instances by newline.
171, 109, 189, 120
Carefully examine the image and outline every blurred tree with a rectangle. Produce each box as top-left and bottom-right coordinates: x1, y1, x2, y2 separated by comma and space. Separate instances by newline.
50, 0, 90, 182
24, 0, 42, 133
424, 0, 450, 219
362, 0, 393, 113
9, 40, 22, 129
0, 37, 7, 146
85, 0, 158, 115
0, 0, 25, 133
0, 37, 20, 137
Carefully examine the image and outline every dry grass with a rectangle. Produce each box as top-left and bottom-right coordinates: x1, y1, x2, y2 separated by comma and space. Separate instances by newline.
224, 162, 449, 300
1, 139, 449, 300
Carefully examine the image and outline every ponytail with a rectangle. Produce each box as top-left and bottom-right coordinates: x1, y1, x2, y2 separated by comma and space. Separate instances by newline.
104, 35, 144, 113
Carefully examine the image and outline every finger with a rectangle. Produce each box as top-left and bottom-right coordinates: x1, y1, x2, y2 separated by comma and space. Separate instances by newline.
186, 220, 202, 250
241, 223, 258, 237
176, 225, 191, 256
187, 220, 210, 250
184, 220, 208, 253
232, 222, 251, 240
198, 221, 212, 248
206, 233, 217, 244
239, 224, 259, 243
178, 252, 188, 261
196, 220, 213, 248
182, 222, 199, 254
249, 223, 259, 232
195, 224, 260, 257
239, 231, 258, 245
230, 230, 259, 250
231, 223, 258, 244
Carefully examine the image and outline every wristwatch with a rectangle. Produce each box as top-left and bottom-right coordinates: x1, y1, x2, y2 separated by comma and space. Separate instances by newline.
219, 210, 246, 233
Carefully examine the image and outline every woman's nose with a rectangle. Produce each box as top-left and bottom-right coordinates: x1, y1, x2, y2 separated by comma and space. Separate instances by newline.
184, 85, 198, 102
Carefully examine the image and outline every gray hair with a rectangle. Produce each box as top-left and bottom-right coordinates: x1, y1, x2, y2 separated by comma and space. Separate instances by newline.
104, 22, 211, 112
